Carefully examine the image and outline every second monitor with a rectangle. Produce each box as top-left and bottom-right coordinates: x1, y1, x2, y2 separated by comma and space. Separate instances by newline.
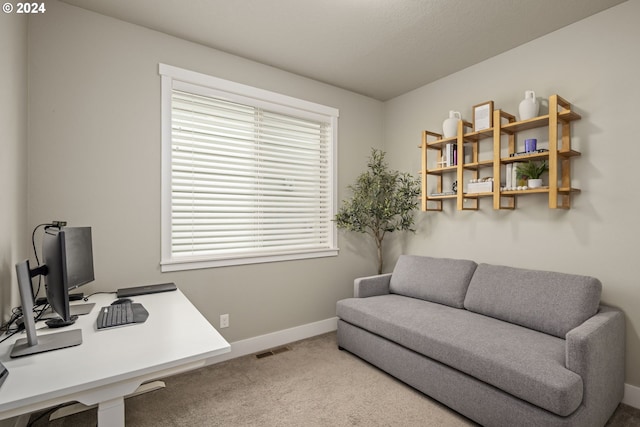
43, 226, 95, 328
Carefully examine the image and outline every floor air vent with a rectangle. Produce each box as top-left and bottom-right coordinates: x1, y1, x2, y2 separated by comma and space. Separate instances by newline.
255, 346, 291, 359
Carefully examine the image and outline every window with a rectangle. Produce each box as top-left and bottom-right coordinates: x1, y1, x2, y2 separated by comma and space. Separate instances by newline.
159, 64, 339, 271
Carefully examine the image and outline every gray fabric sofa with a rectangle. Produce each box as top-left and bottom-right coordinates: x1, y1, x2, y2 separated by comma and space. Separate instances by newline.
336, 255, 625, 427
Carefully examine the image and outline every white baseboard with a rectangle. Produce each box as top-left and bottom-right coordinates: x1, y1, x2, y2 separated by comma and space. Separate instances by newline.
623, 383, 640, 409
207, 316, 338, 365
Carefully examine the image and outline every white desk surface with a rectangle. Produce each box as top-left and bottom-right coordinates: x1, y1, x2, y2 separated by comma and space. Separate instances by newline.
0, 289, 230, 421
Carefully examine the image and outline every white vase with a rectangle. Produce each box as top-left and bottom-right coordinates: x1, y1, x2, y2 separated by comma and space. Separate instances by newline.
518, 91, 539, 121
442, 111, 461, 138
528, 178, 543, 188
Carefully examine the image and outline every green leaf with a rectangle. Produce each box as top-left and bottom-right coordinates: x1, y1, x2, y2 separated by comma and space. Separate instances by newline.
515, 160, 548, 180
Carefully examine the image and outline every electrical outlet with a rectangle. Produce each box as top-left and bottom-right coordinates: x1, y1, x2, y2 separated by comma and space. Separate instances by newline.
220, 314, 229, 328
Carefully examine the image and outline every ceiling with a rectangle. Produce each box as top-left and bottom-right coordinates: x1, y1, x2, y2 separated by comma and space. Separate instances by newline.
61, 0, 626, 101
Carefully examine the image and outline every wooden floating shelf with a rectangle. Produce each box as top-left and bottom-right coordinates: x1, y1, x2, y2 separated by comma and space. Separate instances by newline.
463, 160, 493, 170
501, 152, 550, 163
559, 149, 582, 158
425, 136, 457, 149
501, 187, 550, 195
462, 128, 494, 142
426, 166, 457, 175
559, 187, 581, 194
419, 94, 582, 211
501, 110, 581, 134
427, 194, 457, 200
499, 187, 580, 196
463, 192, 493, 198
501, 149, 581, 164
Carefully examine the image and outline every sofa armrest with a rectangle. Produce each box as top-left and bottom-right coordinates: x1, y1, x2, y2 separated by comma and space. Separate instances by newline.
566, 305, 625, 409
354, 273, 392, 298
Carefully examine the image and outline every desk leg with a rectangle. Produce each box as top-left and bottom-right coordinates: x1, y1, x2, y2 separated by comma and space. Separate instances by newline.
97, 396, 125, 427
49, 380, 166, 421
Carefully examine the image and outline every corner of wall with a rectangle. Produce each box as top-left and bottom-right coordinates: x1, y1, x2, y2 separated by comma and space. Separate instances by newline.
0, 12, 28, 320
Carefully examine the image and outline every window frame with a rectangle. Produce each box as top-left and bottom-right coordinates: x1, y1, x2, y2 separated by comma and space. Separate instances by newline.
159, 64, 339, 272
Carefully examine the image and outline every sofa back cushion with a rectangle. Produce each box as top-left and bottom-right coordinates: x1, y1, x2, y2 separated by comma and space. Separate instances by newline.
389, 255, 477, 308
464, 263, 602, 338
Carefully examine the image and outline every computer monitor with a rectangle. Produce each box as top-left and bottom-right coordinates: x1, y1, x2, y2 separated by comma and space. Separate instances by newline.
43, 227, 95, 327
9, 226, 93, 357
62, 227, 95, 291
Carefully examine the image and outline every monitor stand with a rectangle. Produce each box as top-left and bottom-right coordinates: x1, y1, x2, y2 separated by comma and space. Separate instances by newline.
46, 315, 78, 328
10, 260, 82, 358
71, 303, 95, 316
10, 329, 82, 358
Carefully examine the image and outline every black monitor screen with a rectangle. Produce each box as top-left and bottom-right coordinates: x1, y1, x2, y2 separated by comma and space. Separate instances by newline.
43, 226, 94, 327
61, 227, 94, 290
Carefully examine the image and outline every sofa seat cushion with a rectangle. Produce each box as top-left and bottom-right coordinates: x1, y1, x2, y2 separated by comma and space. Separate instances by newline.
389, 255, 477, 308
464, 264, 602, 338
337, 295, 583, 416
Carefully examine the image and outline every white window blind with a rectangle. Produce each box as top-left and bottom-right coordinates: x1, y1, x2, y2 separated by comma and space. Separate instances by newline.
160, 64, 339, 271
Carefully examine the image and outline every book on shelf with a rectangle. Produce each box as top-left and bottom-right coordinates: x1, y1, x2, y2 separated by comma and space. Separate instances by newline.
504, 163, 526, 190
505, 164, 520, 189
509, 149, 549, 158
445, 143, 457, 167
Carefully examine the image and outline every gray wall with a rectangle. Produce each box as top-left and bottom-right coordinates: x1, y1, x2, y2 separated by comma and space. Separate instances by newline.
383, 0, 640, 386
26, 1, 383, 342
0, 12, 28, 319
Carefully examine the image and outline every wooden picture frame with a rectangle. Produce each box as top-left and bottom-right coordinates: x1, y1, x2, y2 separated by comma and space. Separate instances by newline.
473, 101, 494, 131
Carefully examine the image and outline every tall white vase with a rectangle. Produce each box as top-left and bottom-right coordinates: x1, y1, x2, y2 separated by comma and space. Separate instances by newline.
518, 90, 539, 121
442, 111, 461, 138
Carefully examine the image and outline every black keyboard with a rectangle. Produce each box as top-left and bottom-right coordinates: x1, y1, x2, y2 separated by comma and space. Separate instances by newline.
97, 301, 149, 330
97, 302, 135, 329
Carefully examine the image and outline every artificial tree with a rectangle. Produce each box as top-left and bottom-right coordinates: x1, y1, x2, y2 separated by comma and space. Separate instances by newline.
335, 149, 420, 274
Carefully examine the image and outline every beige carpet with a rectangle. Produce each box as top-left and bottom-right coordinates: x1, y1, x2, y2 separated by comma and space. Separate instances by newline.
30, 332, 639, 426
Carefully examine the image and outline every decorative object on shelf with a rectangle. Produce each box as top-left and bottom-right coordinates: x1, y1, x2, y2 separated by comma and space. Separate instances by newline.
468, 178, 493, 193
516, 160, 548, 189
473, 101, 494, 131
509, 148, 548, 158
452, 180, 458, 193
501, 185, 530, 191
442, 111, 461, 138
518, 90, 540, 120
524, 138, 537, 152
335, 148, 420, 274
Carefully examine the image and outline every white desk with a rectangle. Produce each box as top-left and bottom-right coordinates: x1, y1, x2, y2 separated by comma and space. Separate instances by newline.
0, 289, 230, 426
